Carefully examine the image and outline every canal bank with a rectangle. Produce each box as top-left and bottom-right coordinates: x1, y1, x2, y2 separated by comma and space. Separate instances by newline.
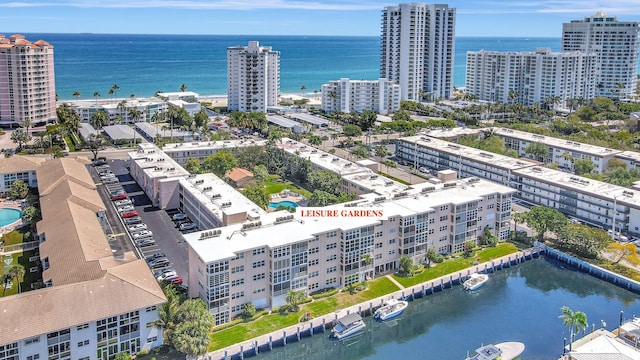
207, 247, 543, 360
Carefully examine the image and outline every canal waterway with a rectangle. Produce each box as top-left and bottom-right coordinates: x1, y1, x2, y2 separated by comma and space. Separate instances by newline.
249, 257, 639, 360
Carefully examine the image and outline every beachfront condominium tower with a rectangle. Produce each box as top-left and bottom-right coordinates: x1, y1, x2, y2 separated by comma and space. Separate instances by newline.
465, 48, 597, 107
0, 34, 56, 127
562, 11, 639, 99
321, 78, 401, 114
380, 3, 456, 101
227, 41, 280, 113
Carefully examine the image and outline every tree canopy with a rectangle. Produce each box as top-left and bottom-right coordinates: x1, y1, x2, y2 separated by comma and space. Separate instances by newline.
521, 206, 568, 242
202, 150, 237, 178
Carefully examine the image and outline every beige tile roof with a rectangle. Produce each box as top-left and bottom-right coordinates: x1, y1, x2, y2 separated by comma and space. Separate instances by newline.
0, 258, 165, 345
0, 158, 166, 345
0, 157, 45, 174
225, 167, 254, 182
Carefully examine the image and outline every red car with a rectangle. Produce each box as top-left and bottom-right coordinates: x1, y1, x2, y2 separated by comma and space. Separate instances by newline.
121, 211, 139, 218
168, 276, 183, 285
111, 193, 127, 201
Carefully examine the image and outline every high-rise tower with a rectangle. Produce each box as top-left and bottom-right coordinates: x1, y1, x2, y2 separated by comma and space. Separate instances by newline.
562, 11, 639, 99
380, 3, 456, 101
227, 41, 280, 113
0, 34, 56, 126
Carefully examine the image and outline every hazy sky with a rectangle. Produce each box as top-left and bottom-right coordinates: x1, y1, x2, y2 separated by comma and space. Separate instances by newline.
1, 0, 639, 37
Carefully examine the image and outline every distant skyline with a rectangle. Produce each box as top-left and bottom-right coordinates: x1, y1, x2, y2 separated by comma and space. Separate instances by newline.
1, 1, 639, 37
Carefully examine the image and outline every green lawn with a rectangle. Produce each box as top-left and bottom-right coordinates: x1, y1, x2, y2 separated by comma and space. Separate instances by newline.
392, 243, 519, 288
263, 176, 312, 198
0, 249, 40, 297
1, 229, 24, 246
209, 276, 400, 351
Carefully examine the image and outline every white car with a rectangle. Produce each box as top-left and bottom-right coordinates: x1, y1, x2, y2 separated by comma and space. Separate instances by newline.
133, 230, 153, 239
179, 223, 197, 231
114, 199, 133, 207
157, 271, 177, 281
172, 213, 188, 221
117, 205, 135, 213
100, 173, 116, 179
103, 177, 118, 184
128, 224, 148, 233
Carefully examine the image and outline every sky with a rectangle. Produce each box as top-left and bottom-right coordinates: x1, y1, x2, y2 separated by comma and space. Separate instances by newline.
1, 0, 640, 37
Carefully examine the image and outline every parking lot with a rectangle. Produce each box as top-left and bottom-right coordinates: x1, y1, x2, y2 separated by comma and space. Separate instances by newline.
92, 159, 190, 284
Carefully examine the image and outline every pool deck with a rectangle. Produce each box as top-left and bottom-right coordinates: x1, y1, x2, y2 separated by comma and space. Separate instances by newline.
0, 200, 24, 235
268, 195, 306, 211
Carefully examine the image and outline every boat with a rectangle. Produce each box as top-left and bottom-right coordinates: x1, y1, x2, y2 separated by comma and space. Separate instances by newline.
374, 298, 409, 321
463, 273, 489, 290
465, 342, 525, 360
331, 313, 366, 340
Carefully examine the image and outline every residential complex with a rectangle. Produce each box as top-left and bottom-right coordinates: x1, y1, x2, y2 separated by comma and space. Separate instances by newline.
380, 3, 456, 101
185, 177, 514, 325
0, 158, 165, 360
71, 98, 167, 125
0, 34, 56, 127
562, 11, 639, 99
320, 78, 401, 115
396, 134, 640, 234
0, 156, 45, 195
465, 48, 597, 107
227, 41, 280, 112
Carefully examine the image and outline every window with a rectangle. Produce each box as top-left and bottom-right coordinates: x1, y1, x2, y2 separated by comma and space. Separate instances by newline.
77, 340, 90, 347
326, 266, 337, 274
309, 271, 319, 278
253, 288, 266, 294
326, 278, 337, 285
231, 304, 243, 313
231, 279, 245, 286
375, 242, 382, 248
309, 259, 319, 266
253, 273, 265, 281
144, 306, 156, 312
231, 265, 244, 274
252, 260, 265, 268
309, 247, 319, 254
252, 247, 265, 256
389, 250, 396, 255
388, 238, 396, 244
27, 356, 40, 360
231, 291, 244, 299
326, 243, 337, 250
327, 230, 337, 238
24, 336, 40, 345
146, 337, 158, 343
326, 254, 337, 262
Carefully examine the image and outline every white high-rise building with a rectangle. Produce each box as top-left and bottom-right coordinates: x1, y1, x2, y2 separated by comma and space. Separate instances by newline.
562, 11, 639, 99
321, 78, 401, 114
380, 3, 456, 101
227, 41, 280, 113
465, 48, 597, 107
0, 34, 57, 127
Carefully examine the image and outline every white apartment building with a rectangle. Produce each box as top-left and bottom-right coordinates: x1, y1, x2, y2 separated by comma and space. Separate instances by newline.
71, 98, 167, 125
491, 127, 620, 174
0, 156, 45, 195
380, 3, 456, 101
0, 158, 165, 360
185, 177, 514, 325
162, 139, 267, 165
320, 78, 401, 115
562, 11, 639, 99
0, 34, 56, 127
396, 134, 640, 234
465, 48, 597, 107
227, 41, 280, 112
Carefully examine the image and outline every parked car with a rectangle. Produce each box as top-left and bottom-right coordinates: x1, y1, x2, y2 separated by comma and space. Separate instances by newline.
103, 177, 119, 184
111, 192, 127, 201
172, 213, 188, 221
133, 230, 153, 240
153, 266, 175, 278
166, 275, 183, 285
128, 224, 148, 233
179, 222, 197, 231
148, 258, 170, 269
418, 167, 429, 173
135, 238, 156, 247
123, 216, 143, 225
146, 252, 167, 263
121, 211, 139, 218
92, 157, 107, 166
157, 271, 178, 281
114, 199, 133, 207
117, 205, 135, 213
100, 173, 116, 180
98, 169, 113, 177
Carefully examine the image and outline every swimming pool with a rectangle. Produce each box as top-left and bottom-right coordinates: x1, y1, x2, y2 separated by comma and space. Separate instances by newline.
268, 200, 299, 209
0, 208, 22, 227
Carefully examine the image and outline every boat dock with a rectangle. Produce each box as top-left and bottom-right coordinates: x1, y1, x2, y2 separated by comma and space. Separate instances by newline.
206, 247, 542, 360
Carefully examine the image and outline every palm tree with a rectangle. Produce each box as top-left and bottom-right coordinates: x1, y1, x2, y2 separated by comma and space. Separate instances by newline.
179, 84, 187, 92
90, 110, 109, 129
117, 100, 128, 122
313, 89, 319, 99
72, 91, 81, 102
285, 290, 306, 312
151, 286, 181, 345
93, 92, 100, 104
3, 264, 25, 295
375, 145, 388, 168
331, 132, 339, 147
559, 306, 588, 350
508, 90, 519, 104
108, 88, 114, 102
300, 85, 306, 97
20, 118, 32, 137
111, 84, 120, 100
128, 108, 142, 145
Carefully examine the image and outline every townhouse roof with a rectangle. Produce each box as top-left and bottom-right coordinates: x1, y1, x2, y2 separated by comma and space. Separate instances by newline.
0, 157, 45, 174
225, 167, 254, 182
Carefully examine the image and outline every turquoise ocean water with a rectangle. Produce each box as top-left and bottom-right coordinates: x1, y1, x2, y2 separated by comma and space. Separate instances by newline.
17, 34, 569, 100
18, 33, 639, 100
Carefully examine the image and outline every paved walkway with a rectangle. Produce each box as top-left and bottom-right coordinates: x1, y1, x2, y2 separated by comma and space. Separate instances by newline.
206, 247, 541, 360
385, 274, 405, 289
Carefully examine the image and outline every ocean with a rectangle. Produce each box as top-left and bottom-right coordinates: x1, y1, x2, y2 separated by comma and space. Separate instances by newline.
17, 33, 637, 100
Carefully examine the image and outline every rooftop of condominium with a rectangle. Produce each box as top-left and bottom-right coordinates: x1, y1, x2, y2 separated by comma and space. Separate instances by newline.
277, 138, 372, 176
513, 166, 640, 207
129, 144, 189, 179
399, 135, 537, 171
162, 139, 267, 153
492, 127, 623, 157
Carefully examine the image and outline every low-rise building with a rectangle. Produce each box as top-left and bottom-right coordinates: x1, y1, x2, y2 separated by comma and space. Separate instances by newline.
225, 168, 254, 188
0, 157, 45, 195
71, 98, 167, 124
321, 78, 401, 115
0, 158, 165, 360
162, 139, 267, 165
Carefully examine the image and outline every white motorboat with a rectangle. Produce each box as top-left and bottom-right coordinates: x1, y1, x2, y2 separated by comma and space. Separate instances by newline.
374, 299, 409, 321
465, 342, 525, 360
331, 313, 366, 340
463, 273, 489, 290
